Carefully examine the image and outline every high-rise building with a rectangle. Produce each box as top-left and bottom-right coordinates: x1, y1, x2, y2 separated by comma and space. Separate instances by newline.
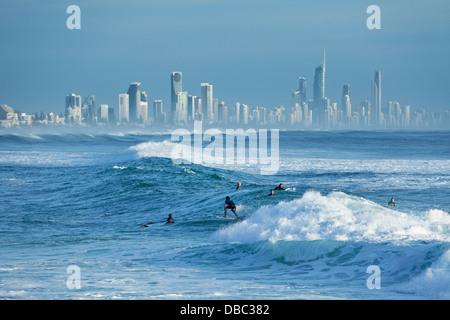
201, 83, 213, 123
371, 70, 382, 126
360, 100, 371, 127
213, 98, 219, 123
313, 50, 326, 109
187, 95, 197, 122
83, 95, 95, 121
127, 82, 141, 122
235, 102, 241, 124
137, 91, 148, 122
65, 93, 82, 124
174, 92, 188, 124
241, 104, 249, 125
341, 85, 351, 121
65, 93, 81, 112
119, 93, 129, 122
171, 72, 182, 122
291, 91, 302, 110
298, 77, 306, 105
153, 100, 164, 122
404, 105, 411, 127
100, 104, 109, 122
218, 101, 226, 123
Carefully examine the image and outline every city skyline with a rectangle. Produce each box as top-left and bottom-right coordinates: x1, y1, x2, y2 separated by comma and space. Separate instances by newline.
2, 57, 450, 130
0, 1, 449, 117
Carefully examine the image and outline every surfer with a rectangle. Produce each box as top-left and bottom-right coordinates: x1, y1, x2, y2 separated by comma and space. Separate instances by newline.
268, 189, 274, 196
140, 221, 153, 228
166, 213, 174, 223
236, 182, 241, 190
388, 198, 396, 207
274, 183, 285, 191
224, 196, 239, 219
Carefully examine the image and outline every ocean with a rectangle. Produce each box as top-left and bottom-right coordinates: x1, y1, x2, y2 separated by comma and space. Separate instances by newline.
0, 128, 449, 300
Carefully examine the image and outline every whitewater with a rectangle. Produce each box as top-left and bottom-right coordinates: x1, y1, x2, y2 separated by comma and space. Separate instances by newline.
0, 129, 449, 299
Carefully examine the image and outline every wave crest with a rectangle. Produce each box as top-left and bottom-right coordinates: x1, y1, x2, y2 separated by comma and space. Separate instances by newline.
213, 191, 450, 244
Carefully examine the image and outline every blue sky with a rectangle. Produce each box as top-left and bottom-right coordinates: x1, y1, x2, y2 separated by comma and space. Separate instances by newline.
1, 0, 449, 115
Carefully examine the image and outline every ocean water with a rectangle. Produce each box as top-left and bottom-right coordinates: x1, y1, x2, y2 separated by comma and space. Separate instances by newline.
0, 129, 449, 300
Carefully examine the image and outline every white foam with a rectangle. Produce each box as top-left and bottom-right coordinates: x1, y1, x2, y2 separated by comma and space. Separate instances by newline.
401, 249, 450, 299
129, 140, 176, 159
0, 150, 97, 166
112, 165, 127, 170
279, 158, 450, 175
213, 191, 450, 244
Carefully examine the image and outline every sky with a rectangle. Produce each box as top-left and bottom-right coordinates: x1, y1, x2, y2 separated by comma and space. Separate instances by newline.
1, 0, 449, 116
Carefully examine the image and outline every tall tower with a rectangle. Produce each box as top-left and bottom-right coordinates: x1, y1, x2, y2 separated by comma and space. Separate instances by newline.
201, 83, 213, 123
83, 95, 96, 121
174, 92, 188, 124
119, 93, 129, 122
127, 82, 141, 122
298, 77, 306, 105
171, 72, 182, 123
153, 100, 163, 122
138, 91, 148, 122
313, 49, 326, 108
371, 70, 382, 126
341, 84, 351, 119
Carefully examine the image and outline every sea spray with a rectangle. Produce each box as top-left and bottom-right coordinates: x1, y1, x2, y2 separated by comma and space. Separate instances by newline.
213, 191, 450, 244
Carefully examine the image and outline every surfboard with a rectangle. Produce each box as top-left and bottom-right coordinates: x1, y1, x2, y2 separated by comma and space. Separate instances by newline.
217, 215, 238, 220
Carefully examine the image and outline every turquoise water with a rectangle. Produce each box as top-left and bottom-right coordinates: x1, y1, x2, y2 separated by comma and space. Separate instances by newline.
0, 129, 449, 299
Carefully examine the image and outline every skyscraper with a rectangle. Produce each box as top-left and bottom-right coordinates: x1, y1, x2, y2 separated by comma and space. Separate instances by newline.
171, 72, 182, 123
371, 70, 382, 126
187, 95, 197, 122
298, 77, 306, 105
313, 50, 326, 108
341, 85, 351, 120
65, 93, 82, 124
100, 104, 109, 122
83, 95, 95, 121
153, 100, 163, 122
235, 102, 241, 124
137, 91, 148, 123
127, 82, 141, 122
218, 101, 226, 123
174, 92, 188, 124
119, 93, 129, 122
213, 98, 219, 123
201, 83, 213, 123
65, 93, 81, 111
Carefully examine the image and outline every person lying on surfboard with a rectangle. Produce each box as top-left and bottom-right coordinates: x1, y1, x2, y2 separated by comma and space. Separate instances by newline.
224, 196, 239, 219
140, 213, 174, 227
274, 183, 285, 190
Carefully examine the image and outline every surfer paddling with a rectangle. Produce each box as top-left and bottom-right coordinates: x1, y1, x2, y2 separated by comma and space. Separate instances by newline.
388, 198, 396, 207
274, 183, 286, 191
140, 213, 174, 227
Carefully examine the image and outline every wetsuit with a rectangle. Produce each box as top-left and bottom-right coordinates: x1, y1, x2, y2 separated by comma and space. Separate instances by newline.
225, 199, 238, 217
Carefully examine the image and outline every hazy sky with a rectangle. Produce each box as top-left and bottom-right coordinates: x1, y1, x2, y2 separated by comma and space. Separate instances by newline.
1, 0, 449, 115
